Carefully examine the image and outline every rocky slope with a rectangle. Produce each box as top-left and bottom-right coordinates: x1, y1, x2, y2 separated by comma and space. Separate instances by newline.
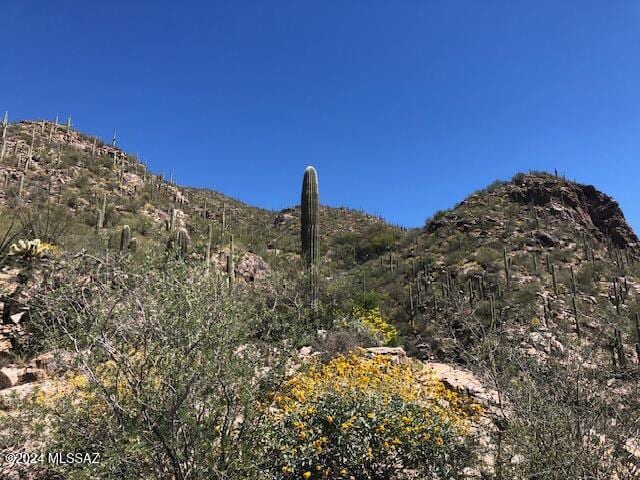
0, 119, 397, 355
0, 119, 639, 477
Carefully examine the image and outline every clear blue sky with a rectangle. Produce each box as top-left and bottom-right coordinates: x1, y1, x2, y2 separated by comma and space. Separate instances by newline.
3, 1, 639, 231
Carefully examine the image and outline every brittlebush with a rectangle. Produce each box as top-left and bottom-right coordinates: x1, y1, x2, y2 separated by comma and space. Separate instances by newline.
263, 351, 481, 480
353, 306, 398, 346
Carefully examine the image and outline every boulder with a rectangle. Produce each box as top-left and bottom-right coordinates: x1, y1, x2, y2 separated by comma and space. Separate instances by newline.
236, 252, 270, 282
33, 350, 73, 374
423, 362, 502, 412
19, 368, 46, 383
0, 367, 21, 389
364, 346, 409, 364
535, 230, 559, 247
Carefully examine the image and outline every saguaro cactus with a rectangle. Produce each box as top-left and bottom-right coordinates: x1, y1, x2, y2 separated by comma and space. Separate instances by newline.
120, 225, 131, 251
205, 224, 213, 273
301, 166, 319, 307
227, 234, 235, 288
301, 166, 319, 266
572, 295, 580, 339
0, 111, 8, 163
95, 209, 103, 234
503, 247, 510, 285
18, 174, 24, 198
96, 194, 107, 231
177, 228, 190, 257
222, 203, 227, 230
25, 126, 35, 172
170, 208, 177, 231
613, 328, 626, 369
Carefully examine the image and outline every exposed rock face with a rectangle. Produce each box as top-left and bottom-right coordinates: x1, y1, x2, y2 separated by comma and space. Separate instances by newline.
212, 251, 270, 283
535, 230, 559, 248
236, 252, 270, 282
274, 212, 295, 226
0, 366, 46, 389
0, 267, 31, 355
364, 347, 502, 412
508, 174, 639, 251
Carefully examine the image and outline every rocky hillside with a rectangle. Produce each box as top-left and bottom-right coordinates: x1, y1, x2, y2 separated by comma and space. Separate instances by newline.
0, 119, 399, 353
349, 171, 640, 476
0, 118, 639, 478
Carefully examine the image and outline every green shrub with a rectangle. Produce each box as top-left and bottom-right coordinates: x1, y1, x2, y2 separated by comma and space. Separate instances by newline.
263, 351, 477, 480
16, 254, 298, 480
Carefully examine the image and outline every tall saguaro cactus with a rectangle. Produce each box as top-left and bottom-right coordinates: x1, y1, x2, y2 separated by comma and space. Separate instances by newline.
0, 111, 8, 163
227, 234, 235, 289
25, 125, 35, 172
177, 228, 190, 257
205, 224, 213, 273
96, 194, 107, 232
301, 166, 319, 307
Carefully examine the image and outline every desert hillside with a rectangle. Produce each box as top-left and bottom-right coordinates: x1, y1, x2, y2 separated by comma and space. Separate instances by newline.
0, 118, 639, 479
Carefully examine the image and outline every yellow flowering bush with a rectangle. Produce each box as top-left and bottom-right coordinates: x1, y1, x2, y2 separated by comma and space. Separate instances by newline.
264, 351, 479, 479
353, 306, 398, 346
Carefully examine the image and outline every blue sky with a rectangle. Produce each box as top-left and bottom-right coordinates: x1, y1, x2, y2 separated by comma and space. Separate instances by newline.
3, 1, 639, 231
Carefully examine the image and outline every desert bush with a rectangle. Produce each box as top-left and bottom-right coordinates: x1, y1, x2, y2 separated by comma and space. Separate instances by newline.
497, 355, 638, 480
429, 209, 450, 225
352, 290, 383, 310
357, 225, 396, 261
0, 210, 26, 263
16, 203, 71, 245
314, 328, 377, 358
262, 351, 478, 480
353, 306, 398, 346
334, 224, 397, 263
474, 246, 500, 271
73, 173, 90, 190
20, 254, 297, 480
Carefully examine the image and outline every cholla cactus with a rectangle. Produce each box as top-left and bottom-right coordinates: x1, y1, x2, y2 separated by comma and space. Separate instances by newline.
9, 239, 54, 260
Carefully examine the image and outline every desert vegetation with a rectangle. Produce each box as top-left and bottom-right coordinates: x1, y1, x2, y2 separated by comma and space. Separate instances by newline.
0, 119, 638, 479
